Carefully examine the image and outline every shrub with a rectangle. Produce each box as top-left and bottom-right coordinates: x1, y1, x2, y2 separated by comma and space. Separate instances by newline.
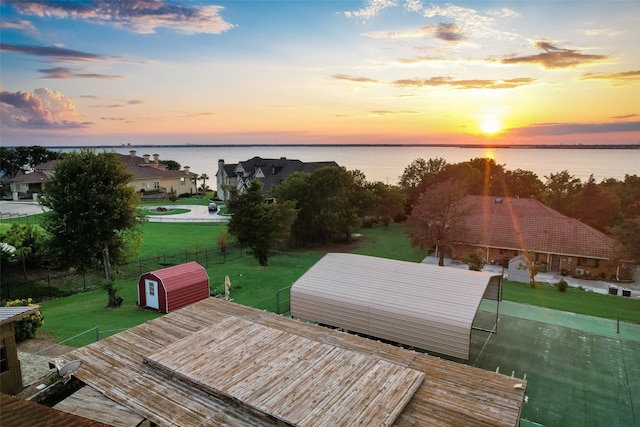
556, 279, 569, 292
4, 298, 44, 341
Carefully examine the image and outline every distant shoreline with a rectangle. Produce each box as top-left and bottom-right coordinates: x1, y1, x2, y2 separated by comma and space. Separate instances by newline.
30, 143, 640, 150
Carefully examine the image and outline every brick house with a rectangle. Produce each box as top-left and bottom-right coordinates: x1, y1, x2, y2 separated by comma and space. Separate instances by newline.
452, 196, 623, 279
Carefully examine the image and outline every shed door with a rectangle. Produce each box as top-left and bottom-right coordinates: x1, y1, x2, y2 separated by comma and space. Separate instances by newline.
145, 279, 159, 309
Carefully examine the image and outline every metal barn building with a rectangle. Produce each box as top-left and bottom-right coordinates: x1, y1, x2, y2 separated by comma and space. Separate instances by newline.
138, 262, 210, 313
290, 253, 502, 360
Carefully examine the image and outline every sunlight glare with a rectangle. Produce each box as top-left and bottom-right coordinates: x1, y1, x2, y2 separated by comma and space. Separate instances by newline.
481, 117, 502, 135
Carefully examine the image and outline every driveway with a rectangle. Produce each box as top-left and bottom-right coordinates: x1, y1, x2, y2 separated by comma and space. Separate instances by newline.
0, 201, 227, 223
422, 255, 639, 298
143, 205, 228, 223
0, 200, 47, 217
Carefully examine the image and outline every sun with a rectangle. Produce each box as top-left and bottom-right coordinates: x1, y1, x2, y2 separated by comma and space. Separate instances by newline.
480, 117, 502, 135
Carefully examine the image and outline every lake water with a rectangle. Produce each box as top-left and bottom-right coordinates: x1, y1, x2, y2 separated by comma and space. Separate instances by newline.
79, 145, 639, 185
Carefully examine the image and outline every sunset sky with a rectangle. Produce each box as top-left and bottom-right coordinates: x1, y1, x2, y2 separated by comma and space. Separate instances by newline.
1, 0, 639, 147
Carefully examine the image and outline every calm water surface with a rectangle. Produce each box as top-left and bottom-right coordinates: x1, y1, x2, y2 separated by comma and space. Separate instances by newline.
88, 146, 639, 185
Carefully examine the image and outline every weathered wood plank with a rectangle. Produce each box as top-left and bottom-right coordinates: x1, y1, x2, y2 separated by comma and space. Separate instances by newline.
145, 317, 424, 427
54, 386, 144, 427
64, 298, 525, 427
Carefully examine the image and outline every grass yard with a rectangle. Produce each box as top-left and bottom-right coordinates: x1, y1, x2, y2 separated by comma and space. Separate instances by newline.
503, 280, 640, 323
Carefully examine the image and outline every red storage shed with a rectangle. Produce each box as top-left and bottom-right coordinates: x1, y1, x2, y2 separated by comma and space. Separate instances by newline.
137, 262, 210, 313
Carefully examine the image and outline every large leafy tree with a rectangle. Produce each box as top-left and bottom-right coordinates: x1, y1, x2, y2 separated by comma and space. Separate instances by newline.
567, 175, 619, 232
227, 180, 297, 266
491, 169, 545, 199
273, 166, 360, 244
405, 180, 469, 266
0, 146, 60, 178
41, 150, 143, 301
543, 170, 582, 214
399, 157, 447, 209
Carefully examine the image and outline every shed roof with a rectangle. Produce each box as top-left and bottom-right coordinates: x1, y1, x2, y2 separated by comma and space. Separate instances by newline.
0, 306, 39, 326
290, 253, 501, 360
147, 261, 208, 292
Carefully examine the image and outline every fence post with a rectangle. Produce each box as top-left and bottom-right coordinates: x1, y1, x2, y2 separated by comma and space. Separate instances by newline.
276, 289, 280, 314
48, 274, 51, 297
96, 326, 99, 342
83, 273, 86, 292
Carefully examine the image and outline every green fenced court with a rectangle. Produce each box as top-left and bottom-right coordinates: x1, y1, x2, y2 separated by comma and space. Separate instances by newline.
471, 301, 640, 427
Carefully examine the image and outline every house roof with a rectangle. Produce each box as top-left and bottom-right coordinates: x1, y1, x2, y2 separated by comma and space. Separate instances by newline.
1, 393, 113, 427
291, 253, 501, 360
9, 171, 48, 184
64, 297, 525, 426
26, 153, 193, 183
0, 306, 39, 326
146, 261, 209, 293
458, 196, 618, 259
225, 156, 339, 195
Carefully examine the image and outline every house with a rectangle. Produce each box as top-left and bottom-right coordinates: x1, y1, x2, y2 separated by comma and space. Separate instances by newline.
216, 157, 339, 201
291, 253, 502, 360
10, 150, 197, 199
0, 306, 40, 395
138, 262, 210, 313
453, 196, 622, 279
60, 297, 526, 426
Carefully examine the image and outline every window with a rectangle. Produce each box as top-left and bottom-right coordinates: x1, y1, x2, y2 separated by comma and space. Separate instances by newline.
578, 257, 598, 267
0, 340, 8, 373
148, 283, 155, 296
154, 181, 160, 189
180, 177, 185, 185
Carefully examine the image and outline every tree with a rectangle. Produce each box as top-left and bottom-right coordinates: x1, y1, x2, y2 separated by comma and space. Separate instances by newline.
0, 146, 60, 178
399, 157, 447, 209
365, 181, 406, 227
40, 150, 143, 307
0, 224, 44, 279
543, 170, 582, 214
567, 175, 619, 231
273, 166, 361, 245
199, 173, 210, 192
160, 159, 181, 170
491, 169, 545, 199
227, 180, 297, 266
190, 173, 199, 194
518, 251, 546, 288
405, 180, 469, 266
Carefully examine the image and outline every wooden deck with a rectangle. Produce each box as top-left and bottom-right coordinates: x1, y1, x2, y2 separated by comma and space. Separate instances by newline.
54, 386, 145, 427
65, 298, 526, 427
145, 317, 424, 426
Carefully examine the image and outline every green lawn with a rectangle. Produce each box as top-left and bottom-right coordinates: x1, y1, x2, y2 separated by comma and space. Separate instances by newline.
503, 280, 640, 323
26, 220, 640, 348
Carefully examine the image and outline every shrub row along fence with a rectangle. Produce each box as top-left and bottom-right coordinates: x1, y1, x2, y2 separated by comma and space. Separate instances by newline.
1, 243, 246, 302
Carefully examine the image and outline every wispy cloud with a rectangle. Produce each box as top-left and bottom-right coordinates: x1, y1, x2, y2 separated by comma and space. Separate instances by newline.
99, 100, 146, 108
0, 88, 91, 129
610, 114, 638, 120
369, 110, 420, 115
37, 66, 123, 80
500, 40, 609, 69
0, 18, 37, 33
393, 76, 535, 89
330, 74, 380, 84
10, 0, 235, 35
1, 42, 115, 62
507, 121, 640, 137
343, 0, 398, 20
580, 70, 640, 83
